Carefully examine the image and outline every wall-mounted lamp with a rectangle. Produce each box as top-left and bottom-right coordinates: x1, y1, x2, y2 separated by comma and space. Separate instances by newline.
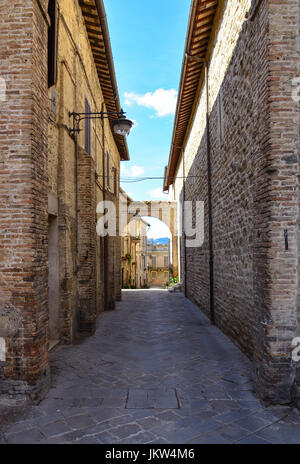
68, 108, 133, 139
112, 111, 133, 136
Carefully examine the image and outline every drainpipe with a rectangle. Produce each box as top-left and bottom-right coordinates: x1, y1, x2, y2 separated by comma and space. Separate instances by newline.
205, 62, 215, 325
72, 55, 79, 276
75, 135, 79, 274
73, 54, 79, 338
102, 102, 109, 311
182, 149, 188, 297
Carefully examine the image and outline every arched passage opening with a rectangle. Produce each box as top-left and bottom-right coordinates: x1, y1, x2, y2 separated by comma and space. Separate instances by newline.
142, 217, 172, 288
120, 193, 179, 290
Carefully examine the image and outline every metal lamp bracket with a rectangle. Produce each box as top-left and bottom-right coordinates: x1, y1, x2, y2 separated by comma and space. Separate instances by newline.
68, 109, 126, 139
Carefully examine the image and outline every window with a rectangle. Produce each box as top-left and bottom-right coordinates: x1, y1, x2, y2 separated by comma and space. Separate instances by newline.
106, 151, 110, 190
112, 167, 117, 195
164, 256, 169, 267
151, 256, 156, 268
85, 98, 91, 155
48, 0, 57, 88
151, 271, 157, 279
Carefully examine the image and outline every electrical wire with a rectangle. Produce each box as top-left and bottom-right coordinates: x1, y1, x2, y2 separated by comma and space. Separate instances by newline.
120, 176, 199, 183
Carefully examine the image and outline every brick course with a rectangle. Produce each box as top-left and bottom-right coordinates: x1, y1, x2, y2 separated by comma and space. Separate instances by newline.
77, 148, 97, 334
0, 0, 50, 402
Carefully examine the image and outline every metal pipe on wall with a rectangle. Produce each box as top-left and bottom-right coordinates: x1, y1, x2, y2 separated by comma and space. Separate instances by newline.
74, 55, 79, 277
182, 149, 188, 298
205, 62, 215, 325
101, 102, 109, 311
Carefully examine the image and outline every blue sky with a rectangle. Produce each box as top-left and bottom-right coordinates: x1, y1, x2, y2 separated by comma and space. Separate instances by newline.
104, 0, 190, 206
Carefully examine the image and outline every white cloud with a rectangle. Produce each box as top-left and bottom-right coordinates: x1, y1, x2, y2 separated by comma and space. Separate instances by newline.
121, 165, 145, 178
124, 88, 178, 117
142, 217, 171, 239
148, 187, 166, 200
131, 166, 144, 177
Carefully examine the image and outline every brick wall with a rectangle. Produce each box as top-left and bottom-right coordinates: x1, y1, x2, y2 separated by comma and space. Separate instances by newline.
0, 0, 124, 402
77, 148, 97, 334
172, 0, 300, 404
0, 0, 50, 402
47, 0, 123, 342
104, 190, 121, 309
254, 0, 300, 404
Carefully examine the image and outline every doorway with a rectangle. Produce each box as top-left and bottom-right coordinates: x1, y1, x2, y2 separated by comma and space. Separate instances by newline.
48, 214, 59, 348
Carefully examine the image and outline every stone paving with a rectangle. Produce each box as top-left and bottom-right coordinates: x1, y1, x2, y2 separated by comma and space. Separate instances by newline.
1, 289, 300, 444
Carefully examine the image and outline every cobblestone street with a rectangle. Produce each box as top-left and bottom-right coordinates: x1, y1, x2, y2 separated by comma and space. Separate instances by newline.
1, 289, 300, 444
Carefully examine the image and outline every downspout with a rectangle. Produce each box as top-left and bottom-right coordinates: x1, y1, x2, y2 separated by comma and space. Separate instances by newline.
73, 52, 79, 339
182, 149, 188, 297
205, 62, 215, 325
101, 101, 109, 311
75, 133, 79, 274
130, 238, 132, 286
73, 54, 79, 276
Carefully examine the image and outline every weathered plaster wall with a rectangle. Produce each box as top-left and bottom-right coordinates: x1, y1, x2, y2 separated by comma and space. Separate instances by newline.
48, 0, 122, 341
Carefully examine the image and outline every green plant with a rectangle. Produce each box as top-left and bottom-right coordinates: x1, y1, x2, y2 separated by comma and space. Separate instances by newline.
169, 276, 179, 287
125, 253, 132, 263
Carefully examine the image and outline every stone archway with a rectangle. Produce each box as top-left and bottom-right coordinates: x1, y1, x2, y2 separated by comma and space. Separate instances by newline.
120, 197, 179, 278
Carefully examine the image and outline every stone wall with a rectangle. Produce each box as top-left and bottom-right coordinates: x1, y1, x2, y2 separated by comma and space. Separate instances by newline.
171, 0, 300, 404
121, 218, 148, 290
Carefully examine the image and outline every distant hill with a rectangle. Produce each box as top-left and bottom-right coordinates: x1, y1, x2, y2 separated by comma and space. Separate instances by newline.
147, 237, 169, 245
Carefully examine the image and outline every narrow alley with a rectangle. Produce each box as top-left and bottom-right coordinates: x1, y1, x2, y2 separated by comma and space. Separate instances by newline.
1, 290, 300, 445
